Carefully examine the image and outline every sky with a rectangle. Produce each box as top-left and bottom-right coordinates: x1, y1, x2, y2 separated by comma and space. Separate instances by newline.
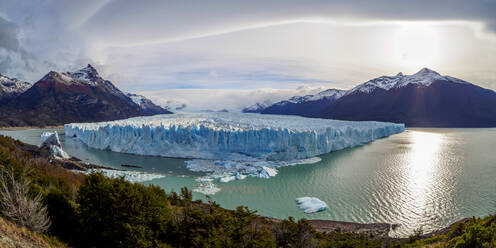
1, 0, 496, 111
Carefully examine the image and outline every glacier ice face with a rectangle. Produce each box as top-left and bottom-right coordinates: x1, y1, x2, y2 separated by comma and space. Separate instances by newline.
65, 112, 403, 194
65, 112, 405, 161
39, 131, 70, 159
296, 197, 328, 213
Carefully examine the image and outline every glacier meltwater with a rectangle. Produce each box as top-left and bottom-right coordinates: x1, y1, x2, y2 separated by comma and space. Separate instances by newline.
65, 112, 404, 161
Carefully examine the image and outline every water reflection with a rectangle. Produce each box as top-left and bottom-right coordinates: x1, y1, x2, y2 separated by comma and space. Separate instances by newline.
2, 128, 496, 237
396, 131, 445, 234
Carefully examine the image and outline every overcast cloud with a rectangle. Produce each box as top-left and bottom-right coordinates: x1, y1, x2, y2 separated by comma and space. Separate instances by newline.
1, 0, 495, 110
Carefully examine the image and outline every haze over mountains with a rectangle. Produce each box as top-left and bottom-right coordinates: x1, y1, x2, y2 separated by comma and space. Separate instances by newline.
0, 65, 170, 127
245, 68, 496, 127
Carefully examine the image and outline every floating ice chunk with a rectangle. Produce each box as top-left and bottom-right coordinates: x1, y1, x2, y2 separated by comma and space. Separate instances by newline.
65, 112, 405, 161
193, 182, 220, 195
235, 173, 247, 180
296, 197, 328, 213
81, 168, 165, 183
257, 166, 277, 179
219, 175, 236, 183
194, 177, 220, 195
185, 157, 320, 181
197, 177, 214, 183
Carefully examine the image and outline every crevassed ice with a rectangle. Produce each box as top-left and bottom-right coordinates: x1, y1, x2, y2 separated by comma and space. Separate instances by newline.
65, 112, 405, 161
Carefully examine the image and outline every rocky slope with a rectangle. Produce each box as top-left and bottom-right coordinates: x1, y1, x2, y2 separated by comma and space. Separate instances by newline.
0, 65, 171, 127
0, 74, 31, 99
260, 89, 345, 117
253, 68, 496, 127
319, 68, 496, 127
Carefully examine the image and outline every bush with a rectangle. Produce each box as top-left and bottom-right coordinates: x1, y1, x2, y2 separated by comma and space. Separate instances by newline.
274, 217, 318, 248
45, 190, 79, 244
0, 166, 50, 233
76, 172, 172, 248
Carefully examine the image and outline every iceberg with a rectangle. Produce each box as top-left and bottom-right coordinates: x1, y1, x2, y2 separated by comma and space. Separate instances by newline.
296, 197, 328, 213
193, 177, 221, 195
75, 168, 165, 183
65, 112, 404, 161
219, 175, 236, 183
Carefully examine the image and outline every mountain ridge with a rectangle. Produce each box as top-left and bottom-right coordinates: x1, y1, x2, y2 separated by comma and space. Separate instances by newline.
0, 65, 171, 127
249, 68, 496, 127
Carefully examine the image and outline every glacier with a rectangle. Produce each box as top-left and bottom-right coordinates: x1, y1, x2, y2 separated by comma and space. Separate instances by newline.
39, 131, 70, 159
65, 112, 404, 191
65, 112, 404, 161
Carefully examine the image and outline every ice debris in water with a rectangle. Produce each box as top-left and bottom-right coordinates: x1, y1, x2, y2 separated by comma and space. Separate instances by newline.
186, 157, 320, 181
193, 177, 221, 195
39, 131, 70, 159
296, 197, 328, 213
65, 112, 404, 191
64, 112, 405, 161
219, 175, 236, 183
78, 168, 165, 183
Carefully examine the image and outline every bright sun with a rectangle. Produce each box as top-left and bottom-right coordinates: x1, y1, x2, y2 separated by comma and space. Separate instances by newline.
393, 23, 442, 71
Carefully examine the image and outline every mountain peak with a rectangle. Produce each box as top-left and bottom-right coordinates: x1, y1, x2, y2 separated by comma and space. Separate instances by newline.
70, 64, 101, 84
414, 68, 440, 77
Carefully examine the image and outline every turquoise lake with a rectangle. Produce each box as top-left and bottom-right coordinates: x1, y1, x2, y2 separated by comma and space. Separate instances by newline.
1, 128, 495, 237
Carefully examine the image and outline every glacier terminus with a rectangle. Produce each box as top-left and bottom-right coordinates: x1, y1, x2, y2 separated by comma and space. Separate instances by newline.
65, 112, 404, 188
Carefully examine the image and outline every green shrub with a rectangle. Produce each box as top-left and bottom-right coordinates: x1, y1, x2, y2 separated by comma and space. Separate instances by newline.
76, 172, 172, 248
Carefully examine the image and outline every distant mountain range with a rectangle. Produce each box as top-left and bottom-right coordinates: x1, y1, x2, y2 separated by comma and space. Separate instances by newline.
244, 68, 496, 127
0, 65, 170, 127
0, 74, 31, 99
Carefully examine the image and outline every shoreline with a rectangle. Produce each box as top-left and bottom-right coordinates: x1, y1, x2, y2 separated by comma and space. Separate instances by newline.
0, 130, 487, 239
0, 125, 64, 131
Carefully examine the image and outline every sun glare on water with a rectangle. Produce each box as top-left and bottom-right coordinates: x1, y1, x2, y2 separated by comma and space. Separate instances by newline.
395, 130, 445, 232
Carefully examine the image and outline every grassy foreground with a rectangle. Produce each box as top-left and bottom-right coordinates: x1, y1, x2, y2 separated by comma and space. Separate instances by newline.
0, 134, 494, 247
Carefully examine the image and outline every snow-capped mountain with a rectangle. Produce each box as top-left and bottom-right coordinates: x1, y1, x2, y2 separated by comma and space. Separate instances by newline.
345, 68, 469, 95
318, 68, 496, 127
0, 74, 31, 99
242, 100, 273, 113
255, 68, 496, 127
0, 65, 171, 127
258, 89, 346, 117
125, 93, 169, 115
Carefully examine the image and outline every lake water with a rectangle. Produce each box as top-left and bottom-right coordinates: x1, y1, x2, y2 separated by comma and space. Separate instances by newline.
1, 128, 495, 236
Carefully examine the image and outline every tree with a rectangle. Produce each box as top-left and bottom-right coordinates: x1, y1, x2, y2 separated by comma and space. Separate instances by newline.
76, 172, 172, 248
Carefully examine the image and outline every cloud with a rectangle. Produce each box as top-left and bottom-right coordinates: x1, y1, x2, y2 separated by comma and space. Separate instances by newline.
80, 0, 496, 47
0, 17, 20, 51
0, 16, 33, 74
0, 0, 495, 93
139, 86, 326, 112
